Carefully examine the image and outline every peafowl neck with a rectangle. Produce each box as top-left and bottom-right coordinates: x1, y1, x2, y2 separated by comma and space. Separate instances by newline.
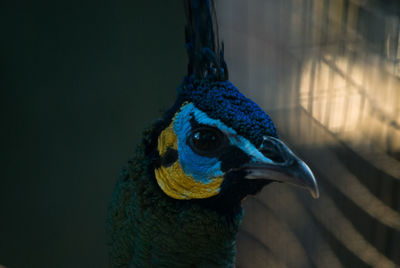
107, 123, 244, 267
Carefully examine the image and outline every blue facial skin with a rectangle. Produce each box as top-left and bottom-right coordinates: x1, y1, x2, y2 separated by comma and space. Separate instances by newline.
173, 103, 275, 184
174, 103, 224, 183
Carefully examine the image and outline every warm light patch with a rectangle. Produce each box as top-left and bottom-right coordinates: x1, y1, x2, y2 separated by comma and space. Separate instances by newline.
300, 53, 400, 177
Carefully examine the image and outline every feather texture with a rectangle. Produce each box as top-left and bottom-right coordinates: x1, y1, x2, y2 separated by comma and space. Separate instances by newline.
184, 0, 228, 80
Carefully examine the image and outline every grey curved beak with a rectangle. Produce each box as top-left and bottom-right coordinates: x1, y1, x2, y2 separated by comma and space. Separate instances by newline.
243, 136, 319, 199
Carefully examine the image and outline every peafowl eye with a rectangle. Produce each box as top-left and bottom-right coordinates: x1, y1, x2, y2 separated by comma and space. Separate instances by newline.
107, 0, 319, 267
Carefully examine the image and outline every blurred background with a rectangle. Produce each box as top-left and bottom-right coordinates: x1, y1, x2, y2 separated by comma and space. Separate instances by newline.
1, 0, 399, 267
216, 0, 400, 267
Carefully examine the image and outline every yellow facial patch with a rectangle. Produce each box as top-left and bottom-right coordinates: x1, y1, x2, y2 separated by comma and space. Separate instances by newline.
154, 119, 224, 200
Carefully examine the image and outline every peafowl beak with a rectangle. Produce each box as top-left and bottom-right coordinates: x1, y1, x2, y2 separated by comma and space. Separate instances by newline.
243, 136, 319, 199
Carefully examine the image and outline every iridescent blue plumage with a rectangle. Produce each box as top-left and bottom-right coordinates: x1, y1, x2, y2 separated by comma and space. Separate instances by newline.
180, 76, 277, 147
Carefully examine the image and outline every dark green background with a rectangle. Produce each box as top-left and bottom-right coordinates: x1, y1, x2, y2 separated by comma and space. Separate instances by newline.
1, 2, 185, 267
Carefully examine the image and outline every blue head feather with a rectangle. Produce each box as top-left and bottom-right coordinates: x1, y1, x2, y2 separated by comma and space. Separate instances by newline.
179, 76, 277, 148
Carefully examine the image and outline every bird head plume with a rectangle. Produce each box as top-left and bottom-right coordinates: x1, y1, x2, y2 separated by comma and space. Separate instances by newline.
184, 0, 227, 80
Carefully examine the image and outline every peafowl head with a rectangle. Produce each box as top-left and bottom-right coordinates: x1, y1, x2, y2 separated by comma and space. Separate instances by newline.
152, 0, 318, 210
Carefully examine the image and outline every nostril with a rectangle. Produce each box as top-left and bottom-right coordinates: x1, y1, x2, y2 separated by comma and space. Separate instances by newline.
261, 147, 286, 163
260, 137, 287, 163
260, 137, 286, 163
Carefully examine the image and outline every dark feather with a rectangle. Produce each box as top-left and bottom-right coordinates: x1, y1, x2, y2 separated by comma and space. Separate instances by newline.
184, 0, 228, 80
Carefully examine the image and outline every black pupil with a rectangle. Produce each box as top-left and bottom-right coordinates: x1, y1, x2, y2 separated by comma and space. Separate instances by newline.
190, 128, 223, 153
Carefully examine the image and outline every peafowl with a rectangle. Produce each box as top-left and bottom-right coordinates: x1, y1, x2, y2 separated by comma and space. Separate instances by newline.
106, 0, 319, 267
